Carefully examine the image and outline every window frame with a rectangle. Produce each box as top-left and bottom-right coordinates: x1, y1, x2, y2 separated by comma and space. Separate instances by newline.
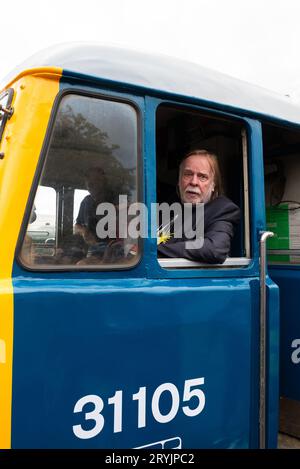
17, 88, 143, 272
145, 94, 265, 281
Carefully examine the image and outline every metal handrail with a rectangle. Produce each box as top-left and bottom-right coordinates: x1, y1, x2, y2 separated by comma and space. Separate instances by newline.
259, 231, 274, 449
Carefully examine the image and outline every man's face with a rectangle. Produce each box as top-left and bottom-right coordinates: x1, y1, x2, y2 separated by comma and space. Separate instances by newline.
179, 154, 214, 204
85, 171, 106, 202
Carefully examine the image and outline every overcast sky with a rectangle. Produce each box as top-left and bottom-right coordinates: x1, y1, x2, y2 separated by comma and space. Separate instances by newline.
1, 0, 300, 99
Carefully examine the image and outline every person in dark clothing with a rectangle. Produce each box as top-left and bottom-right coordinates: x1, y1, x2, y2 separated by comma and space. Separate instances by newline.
157, 149, 240, 264
74, 167, 113, 258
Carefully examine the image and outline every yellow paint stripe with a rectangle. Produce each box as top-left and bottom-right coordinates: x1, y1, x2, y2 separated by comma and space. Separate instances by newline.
1, 67, 63, 93
0, 68, 62, 448
0, 340, 5, 363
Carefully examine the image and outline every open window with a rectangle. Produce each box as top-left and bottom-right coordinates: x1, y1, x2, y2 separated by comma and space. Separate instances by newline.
156, 103, 250, 269
263, 122, 300, 264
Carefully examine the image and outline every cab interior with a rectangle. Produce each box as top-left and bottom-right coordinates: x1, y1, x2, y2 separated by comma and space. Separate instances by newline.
156, 103, 247, 259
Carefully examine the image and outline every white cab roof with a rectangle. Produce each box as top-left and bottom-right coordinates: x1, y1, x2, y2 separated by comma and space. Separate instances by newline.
3, 43, 300, 125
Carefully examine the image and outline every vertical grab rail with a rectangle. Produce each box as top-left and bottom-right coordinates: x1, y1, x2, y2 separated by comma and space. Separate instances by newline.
259, 230, 274, 449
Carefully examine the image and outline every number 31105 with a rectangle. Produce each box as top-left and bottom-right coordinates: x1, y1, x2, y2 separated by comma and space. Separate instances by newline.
73, 377, 205, 440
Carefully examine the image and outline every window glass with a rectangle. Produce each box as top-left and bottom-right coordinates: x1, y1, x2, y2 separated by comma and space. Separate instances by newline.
22, 186, 56, 263
20, 94, 139, 269
263, 122, 300, 264
73, 189, 89, 223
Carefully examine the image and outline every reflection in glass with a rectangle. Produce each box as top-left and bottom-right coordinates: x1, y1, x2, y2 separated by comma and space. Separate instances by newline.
20, 94, 139, 269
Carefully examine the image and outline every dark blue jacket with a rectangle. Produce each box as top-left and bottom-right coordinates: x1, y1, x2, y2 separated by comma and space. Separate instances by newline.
157, 196, 240, 264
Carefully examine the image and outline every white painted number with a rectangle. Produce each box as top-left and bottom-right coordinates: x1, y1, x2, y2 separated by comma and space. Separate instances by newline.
108, 390, 123, 433
182, 377, 205, 417
132, 386, 146, 428
73, 394, 104, 439
152, 383, 180, 423
73, 377, 205, 439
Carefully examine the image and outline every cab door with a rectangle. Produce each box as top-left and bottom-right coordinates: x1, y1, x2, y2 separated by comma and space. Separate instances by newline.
146, 97, 280, 449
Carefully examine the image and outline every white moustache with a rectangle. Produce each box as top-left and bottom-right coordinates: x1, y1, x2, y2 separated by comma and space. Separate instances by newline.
185, 186, 201, 194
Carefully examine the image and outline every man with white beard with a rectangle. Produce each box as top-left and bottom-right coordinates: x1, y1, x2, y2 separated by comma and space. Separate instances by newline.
157, 149, 240, 264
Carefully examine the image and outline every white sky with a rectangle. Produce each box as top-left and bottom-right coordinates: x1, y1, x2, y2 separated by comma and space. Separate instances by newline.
1, 0, 300, 99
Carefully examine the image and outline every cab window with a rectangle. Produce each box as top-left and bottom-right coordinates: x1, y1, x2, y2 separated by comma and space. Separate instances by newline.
20, 93, 139, 269
263, 122, 300, 265
156, 103, 249, 268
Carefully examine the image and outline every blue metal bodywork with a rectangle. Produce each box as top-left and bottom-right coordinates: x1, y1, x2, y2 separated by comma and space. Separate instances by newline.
11, 276, 254, 448
269, 267, 300, 401
10, 75, 280, 448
